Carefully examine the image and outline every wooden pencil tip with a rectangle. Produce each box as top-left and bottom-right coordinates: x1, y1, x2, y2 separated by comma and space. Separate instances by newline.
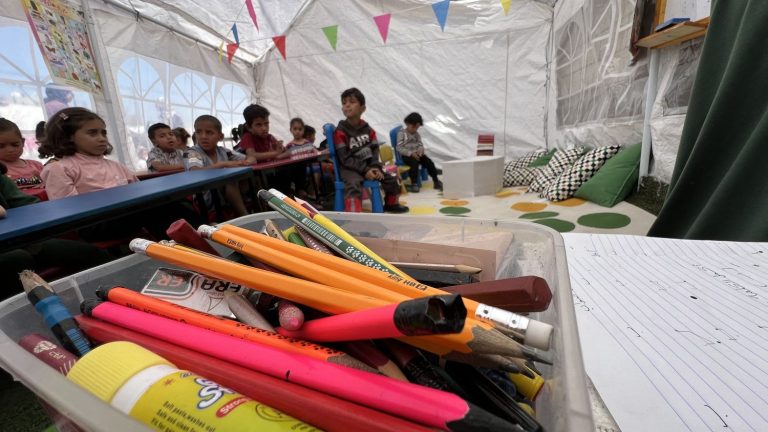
19, 270, 49, 294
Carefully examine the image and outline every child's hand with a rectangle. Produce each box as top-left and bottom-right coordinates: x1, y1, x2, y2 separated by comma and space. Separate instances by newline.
366, 168, 384, 180
0, 205, 6, 219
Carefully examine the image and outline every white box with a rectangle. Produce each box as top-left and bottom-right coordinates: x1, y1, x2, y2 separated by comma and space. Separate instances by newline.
442, 155, 504, 199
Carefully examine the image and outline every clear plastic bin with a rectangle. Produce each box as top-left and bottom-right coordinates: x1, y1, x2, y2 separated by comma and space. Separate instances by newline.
0, 212, 593, 431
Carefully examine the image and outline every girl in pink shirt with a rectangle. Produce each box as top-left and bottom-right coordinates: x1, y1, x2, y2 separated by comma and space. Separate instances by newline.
0, 118, 45, 198
40, 108, 202, 241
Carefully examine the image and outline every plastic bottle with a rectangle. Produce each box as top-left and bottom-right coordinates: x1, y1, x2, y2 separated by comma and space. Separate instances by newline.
66, 341, 320, 432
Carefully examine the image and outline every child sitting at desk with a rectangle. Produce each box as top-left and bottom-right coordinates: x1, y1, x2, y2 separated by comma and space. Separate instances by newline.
397, 112, 442, 192
0, 118, 45, 198
40, 107, 203, 241
185, 114, 249, 217
146, 122, 184, 172
334, 88, 408, 213
236, 104, 307, 198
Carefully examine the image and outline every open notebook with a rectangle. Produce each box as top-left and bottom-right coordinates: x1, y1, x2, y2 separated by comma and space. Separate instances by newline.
563, 234, 768, 432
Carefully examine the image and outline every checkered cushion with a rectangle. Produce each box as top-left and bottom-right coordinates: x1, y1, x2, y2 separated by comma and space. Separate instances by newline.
506, 149, 546, 170
544, 145, 621, 201
528, 147, 585, 193
503, 166, 540, 186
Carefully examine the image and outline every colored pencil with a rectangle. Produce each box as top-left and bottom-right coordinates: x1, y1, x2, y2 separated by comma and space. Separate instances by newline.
379, 339, 457, 392
263, 218, 286, 240
97, 286, 373, 372
225, 294, 275, 331
340, 341, 409, 382
277, 300, 304, 331
441, 275, 553, 313
278, 294, 466, 342
165, 218, 220, 256
390, 262, 483, 274
132, 238, 534, 360
200, 225, 547, 360
286, 231, 307, 247
75, 315, 432, 432
20, 270, 92, 357
82, 301, 516, 431
295, 225, 334, 255
18, 334, 78, 375
213, 224, 553, 351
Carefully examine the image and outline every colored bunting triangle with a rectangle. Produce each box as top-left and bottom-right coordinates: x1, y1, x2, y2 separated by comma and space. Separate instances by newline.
226, 43, 239, 63
322, 25, 338, 51
432, 0, 451, 32
273, 35, 287, 60
218, 42, 224, 63
231, 23, 239, 45
373, 14, 392, 44
500, 0, 511, 15
246, 0, 260, 32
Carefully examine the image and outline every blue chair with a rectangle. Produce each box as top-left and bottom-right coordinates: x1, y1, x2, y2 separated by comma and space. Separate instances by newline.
323, 123, 384, 213
389, 125, 429, 186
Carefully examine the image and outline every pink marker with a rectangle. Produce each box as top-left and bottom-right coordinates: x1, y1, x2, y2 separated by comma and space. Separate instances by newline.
277, 300, 304, 331
81, 300, 512, 431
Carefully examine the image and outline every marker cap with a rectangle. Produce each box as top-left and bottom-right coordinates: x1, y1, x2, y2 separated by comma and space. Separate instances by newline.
67, 342, 173, 403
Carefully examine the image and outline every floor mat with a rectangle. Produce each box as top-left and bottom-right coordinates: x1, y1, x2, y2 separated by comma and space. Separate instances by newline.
397, 183, 655, 235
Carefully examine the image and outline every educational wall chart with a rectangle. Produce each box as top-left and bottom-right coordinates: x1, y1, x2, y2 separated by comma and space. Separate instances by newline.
564, 233, 768, 432
22, 0, 103, 94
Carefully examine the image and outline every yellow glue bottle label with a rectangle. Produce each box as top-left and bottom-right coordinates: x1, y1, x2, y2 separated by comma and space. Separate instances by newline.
129, 370, 320, 432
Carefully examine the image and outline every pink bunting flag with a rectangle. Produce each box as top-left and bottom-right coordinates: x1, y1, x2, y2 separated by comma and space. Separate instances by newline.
227, 43, 239, 63
373, 14, 392, 44
273, 35, 287, 60
246, 0, 260, 32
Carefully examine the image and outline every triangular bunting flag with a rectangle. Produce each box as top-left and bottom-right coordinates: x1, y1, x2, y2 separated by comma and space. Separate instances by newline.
432, 0, 451, 32
218, 42, 224, 63
322, 25, 338, 51
500, 0, 511, 15
373, 14, 392, 44
273, 35, 287, 60
231, 23, 240, 45
226, 43, 239, 63
246, 0, 260, 32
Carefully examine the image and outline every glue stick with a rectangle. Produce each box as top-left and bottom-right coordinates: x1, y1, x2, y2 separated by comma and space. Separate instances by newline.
67, 341, 320, 432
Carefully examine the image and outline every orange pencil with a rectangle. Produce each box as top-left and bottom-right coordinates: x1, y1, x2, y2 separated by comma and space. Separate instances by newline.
129, 239, 535, 360
213, 224, 553, 351
97, 286, 374, 373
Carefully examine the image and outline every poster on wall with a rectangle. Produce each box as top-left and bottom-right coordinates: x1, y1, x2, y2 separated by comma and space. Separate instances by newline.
21, 0, 103, 94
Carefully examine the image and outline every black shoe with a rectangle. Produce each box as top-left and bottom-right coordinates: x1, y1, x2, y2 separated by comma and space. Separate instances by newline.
407, 184, 420, 193
384, 204, 409, 214
433, 180, 443, 191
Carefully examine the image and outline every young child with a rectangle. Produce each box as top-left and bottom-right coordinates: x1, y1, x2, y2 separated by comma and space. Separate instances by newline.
236, 104, 307, 197
173, 127, 191, 150
39, 107, 203, 241
286, 118, 315, 153
146, 123, 184, 172
397, 112, 442, 192
185, 115, 249, 217
334, 88, 408, 213
0, 118, 45, 197
305, 125, 334, 194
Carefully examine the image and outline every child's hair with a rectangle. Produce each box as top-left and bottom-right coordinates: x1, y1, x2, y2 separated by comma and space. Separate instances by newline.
194, 115, 223, 133
43, 107, 110, 158
148, 122, 171, 141
0, 161, 6, 175
303, 125, 316, 139
290, 117, 305, 128
243, 104, 270, 125
341, 88, 365, 106
404, 112, 423, 126
35, 121, 46, 140
231, 127, 242, 142
0, 118, 23, 138
173, 127, 190, 145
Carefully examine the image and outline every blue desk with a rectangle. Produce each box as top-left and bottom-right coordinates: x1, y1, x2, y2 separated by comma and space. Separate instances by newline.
0, 167, 253, 252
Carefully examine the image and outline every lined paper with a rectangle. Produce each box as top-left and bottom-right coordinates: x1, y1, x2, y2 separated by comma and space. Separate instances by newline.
563, 234, 768, 432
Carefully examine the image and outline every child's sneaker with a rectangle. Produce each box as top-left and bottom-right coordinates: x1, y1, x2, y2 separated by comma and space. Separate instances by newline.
383, 203, 409, 214
406, 184, 420, 193
433, 180, 443, 191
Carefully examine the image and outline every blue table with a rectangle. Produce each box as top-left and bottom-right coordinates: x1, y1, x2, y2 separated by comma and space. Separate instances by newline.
0, 167, 253, 252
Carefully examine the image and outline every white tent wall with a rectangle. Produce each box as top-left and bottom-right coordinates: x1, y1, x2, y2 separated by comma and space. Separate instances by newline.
548, 0, 702, 183
255, 0, 553, 165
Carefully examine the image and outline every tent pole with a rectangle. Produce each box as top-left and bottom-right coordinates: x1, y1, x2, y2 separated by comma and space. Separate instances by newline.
639, 48, 660, 190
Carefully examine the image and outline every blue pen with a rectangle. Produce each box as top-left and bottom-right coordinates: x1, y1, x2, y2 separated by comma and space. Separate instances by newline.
20, 270, 92, 357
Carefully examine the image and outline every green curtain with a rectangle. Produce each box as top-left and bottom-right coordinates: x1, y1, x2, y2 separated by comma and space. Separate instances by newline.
648, 0, 768, 241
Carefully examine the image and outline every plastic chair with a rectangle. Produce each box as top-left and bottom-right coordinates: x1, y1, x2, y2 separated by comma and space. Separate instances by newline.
389, 125, 429, 186
323, 123, 384, 213
379, 145, 410, 178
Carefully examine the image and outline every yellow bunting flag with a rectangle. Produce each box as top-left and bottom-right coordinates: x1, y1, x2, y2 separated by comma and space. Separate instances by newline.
501, 0, 512, 15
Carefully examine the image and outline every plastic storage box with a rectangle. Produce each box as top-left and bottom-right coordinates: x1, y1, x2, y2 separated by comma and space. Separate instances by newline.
0, 212, 593, 432
441, 155, 505, 199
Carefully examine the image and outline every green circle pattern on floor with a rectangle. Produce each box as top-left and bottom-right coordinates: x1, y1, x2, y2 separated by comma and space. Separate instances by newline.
519, 211, 559, 220
578, 213, 631, 229
440, 206, 471, 215
533, 218, 576, 232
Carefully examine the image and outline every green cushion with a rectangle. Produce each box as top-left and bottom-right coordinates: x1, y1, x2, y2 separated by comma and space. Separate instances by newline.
527, 149, 556, 167
574, 144, 641, 207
